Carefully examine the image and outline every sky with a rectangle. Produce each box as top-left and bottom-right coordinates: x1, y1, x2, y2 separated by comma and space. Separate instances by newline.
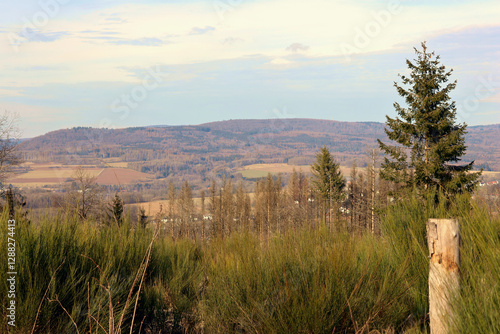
0, 0, 499, 138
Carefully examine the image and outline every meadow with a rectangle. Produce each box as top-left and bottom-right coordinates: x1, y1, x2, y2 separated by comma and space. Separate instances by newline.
1, 193, 499, 333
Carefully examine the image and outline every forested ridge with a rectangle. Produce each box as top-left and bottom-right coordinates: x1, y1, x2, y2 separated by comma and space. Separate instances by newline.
20, 119, 500, 175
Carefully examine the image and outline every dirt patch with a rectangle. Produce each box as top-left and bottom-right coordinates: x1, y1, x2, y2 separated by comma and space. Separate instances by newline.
96, 168, 152, 185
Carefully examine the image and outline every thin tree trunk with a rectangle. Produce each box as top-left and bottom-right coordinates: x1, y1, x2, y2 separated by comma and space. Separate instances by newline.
371, 149, 375, 234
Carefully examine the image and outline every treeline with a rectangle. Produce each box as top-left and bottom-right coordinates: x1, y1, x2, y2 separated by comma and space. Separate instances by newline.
146, 169, 393, 241
18, 148, 405, 240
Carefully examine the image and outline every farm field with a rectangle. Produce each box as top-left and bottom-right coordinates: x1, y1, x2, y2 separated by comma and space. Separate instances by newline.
7, 163, 152, 188
239, 163, 310, 179
95, 167, 152, 185
481, 170, 500, 181
8, 163, 102, 187
239, 163, 361, 181
105, 162, 129, 168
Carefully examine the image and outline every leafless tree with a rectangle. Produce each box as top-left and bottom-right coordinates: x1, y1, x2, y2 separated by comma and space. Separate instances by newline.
0, 111, 22, 183
65, 167, 102, 220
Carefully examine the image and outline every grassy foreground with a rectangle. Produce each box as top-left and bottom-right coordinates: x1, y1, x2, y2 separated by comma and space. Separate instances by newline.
1, 195, 499, 333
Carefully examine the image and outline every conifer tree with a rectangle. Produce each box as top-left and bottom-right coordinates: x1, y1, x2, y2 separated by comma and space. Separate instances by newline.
110, 192, 123, 226
378, 42, 481, 195
311, 146, 346, 222
138, 207, 148, 229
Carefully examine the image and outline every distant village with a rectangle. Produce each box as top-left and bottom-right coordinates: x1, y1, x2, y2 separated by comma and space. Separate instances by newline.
479, 180, 499, 187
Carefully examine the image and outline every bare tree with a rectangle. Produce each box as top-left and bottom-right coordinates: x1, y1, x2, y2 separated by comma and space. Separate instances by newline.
200, 189, 206, 240
66, 167, 102, 220
235, 181, 251, 233
287, 169, 309, 230
0, 111, 22, 183
178, 180, 194, 237
209, 179, 219, 237
167, 181, 177, 238
221, 178, 234, 235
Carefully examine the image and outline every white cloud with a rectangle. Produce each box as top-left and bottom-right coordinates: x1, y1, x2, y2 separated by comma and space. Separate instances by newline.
286, 43, 309, 53
2, 0, 499, 85
189, 26, 215, 35
1, 0, 500, 136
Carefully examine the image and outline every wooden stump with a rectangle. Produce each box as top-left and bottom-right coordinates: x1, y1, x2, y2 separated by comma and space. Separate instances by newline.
426, 219, 460, 334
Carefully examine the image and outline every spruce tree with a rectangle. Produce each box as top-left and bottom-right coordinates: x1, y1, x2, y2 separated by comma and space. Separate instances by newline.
138, 207, 148, 229
378, 42, 481, 196
311, 146, 346, 222
110, 192, 123, 226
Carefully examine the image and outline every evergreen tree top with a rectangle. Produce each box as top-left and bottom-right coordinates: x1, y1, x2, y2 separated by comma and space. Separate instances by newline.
378, 42, 481, 196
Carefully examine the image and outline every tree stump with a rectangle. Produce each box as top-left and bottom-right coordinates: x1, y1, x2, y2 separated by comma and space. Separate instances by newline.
426, 219, 460, 334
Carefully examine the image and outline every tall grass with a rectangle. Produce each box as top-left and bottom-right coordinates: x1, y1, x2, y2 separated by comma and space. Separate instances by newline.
0, 210, 204, 333
379, 192, 500, 333
1, 193, 499, 333
453, 200, 500, 333
200, 228, 414, 333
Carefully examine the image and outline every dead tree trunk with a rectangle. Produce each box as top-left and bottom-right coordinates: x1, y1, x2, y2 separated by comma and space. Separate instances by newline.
370, 149, 375, 234
6, 188, 15, 220
426, 218, 460, 334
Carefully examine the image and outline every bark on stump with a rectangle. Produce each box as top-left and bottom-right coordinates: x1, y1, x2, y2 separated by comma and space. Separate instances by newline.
426, 219, 460, 334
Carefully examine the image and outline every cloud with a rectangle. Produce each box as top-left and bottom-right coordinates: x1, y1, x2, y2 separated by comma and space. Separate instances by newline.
189, 26, 215, 35
81, 33, 169, 46
16, 28, 68, 43
16, 66, 65, 71
80, 30, 120, 35
105, 17, 124, 22
286, 43, 310, 53
102, 13, 127, 24
109, 37, 167, 46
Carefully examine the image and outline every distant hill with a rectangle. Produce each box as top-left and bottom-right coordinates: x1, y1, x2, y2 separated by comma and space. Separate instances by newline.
19, 119, 500, 182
